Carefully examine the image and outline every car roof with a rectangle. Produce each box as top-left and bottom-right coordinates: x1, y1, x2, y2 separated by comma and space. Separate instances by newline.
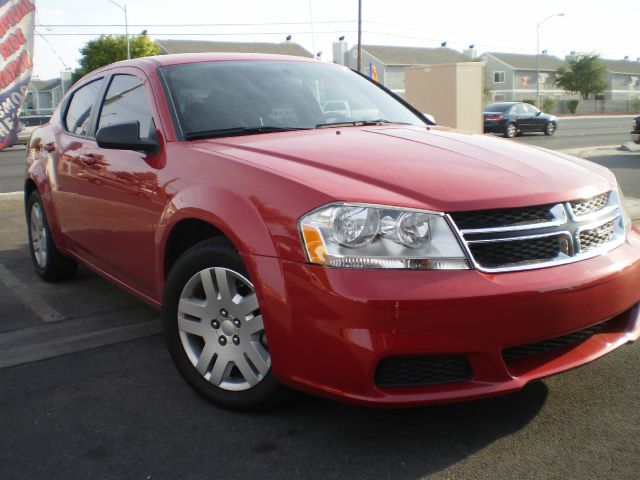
89, 52, 322, 76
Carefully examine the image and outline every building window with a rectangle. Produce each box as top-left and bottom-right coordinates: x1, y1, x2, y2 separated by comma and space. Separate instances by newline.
493, 93, 505, 101
493, 71, 505, 83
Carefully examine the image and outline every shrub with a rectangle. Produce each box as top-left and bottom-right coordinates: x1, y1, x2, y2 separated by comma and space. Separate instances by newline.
633, 99, 640, 113
567, 99, 579, 114
542, 97, 556, 113
523, 99, 535, 105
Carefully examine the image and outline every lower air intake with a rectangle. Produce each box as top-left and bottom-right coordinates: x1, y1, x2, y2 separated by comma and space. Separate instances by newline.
375, 356, 472, 388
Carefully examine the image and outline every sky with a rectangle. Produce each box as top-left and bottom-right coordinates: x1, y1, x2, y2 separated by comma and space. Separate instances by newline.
31, 0, 640, 79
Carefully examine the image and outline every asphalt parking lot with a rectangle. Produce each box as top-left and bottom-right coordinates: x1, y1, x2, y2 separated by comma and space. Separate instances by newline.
1, 149, 640, 479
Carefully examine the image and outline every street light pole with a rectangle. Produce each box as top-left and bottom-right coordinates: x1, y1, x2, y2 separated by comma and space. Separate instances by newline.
536, 13, 564, 108
108, 0, 130, 60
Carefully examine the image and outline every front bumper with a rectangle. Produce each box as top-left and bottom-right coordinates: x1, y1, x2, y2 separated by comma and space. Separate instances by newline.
631, 132, 640, 144
244, 227, 640, 406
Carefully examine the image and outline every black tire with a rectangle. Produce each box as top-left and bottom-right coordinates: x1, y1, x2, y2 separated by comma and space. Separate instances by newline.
544, 122, 557, 136
504, 122, 518, 138
26, 190, 78, 282
162, 237, 290, 411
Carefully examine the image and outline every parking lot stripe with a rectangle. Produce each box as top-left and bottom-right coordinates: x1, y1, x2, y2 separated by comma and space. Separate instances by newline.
0, 261, 65, 323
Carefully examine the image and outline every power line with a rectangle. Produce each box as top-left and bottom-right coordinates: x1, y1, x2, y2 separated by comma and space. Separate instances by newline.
32, 30, 358, 36
37, 20, 357, 28
34, 28, 70, 68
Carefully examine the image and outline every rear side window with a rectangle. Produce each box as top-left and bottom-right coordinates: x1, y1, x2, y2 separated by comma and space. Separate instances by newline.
98, 75, 153, 137
65, 79, 104, 136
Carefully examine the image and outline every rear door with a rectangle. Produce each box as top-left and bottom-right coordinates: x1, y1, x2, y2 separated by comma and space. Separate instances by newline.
54, 77, 107, 251
79, 69, 165, 298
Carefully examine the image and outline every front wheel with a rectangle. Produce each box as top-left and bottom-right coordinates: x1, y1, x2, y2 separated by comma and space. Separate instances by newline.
162, 237, 289, 411
504, 122, 518, 138
544, 122, 557, 136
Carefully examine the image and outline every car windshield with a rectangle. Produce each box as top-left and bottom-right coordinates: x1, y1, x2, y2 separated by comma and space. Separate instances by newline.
483, 103, 512, 113
160, 61, 425, 139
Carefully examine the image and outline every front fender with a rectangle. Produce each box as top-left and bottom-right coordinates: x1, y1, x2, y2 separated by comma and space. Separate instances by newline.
156, 183, 278, 272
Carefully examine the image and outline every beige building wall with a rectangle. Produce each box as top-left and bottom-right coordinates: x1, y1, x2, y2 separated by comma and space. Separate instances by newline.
405, 62, 484, 133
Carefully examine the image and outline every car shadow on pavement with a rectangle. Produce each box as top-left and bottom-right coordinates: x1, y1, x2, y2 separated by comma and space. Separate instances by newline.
0, 335, 548, 480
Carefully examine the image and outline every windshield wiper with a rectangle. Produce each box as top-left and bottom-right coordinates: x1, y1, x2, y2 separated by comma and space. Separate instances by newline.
185, 126, 309, 140
315, 119, 413, 129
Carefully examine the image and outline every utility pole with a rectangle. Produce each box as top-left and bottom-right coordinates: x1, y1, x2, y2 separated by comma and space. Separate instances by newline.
108, 0, 130, 59
536, 13, 564, 108
308, 0, 316, 60
357, 0, 362, 72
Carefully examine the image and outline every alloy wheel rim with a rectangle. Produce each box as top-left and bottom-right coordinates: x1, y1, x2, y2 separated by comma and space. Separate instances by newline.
547, 123, 555, 134
177, 267, 270, 391
507, 124, 516, 137
30, 203, 47, 268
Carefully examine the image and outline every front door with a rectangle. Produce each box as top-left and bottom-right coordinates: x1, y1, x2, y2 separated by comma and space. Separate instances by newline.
80, 71, 165, 298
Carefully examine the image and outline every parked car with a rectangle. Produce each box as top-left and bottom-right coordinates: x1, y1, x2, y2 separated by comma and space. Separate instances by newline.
631, 115, 640, 143
17, 115, 51, 144
484, 102, 557, 138
25, 54, 640, 411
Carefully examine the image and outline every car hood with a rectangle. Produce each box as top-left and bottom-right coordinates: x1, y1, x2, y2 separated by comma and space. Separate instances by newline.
192, 125, 615, 212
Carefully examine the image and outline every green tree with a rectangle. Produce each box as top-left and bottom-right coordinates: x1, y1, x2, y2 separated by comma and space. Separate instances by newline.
72, 34, 160, 82
555, 53, 608, 100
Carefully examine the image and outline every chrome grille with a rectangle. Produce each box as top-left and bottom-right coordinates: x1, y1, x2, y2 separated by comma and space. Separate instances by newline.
451, 205, 554, 230
468, 234, 568, 269
579, 220, 615, 253
450, 191, 626, 272
570, 192, 609, 217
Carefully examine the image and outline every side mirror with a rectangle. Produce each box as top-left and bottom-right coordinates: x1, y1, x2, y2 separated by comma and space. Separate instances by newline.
96, 121, 158, 153
422, 112, 436, 124
536, 111, 542, 116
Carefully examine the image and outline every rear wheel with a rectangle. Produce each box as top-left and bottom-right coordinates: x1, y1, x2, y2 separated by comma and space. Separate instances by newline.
504, 122, 517, 138
544, 122, 556, 136
162, 237, 289, 411
27, 190, 78, 282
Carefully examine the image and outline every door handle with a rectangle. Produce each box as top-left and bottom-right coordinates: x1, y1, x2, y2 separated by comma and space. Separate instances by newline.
80, 154, 97, 166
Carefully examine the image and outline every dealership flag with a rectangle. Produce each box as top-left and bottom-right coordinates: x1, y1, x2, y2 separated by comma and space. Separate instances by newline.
0, 0, 35, 150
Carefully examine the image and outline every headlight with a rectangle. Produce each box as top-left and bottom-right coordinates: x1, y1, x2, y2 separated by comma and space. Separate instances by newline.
615, 186, 632, 234
299, 203, 470, 269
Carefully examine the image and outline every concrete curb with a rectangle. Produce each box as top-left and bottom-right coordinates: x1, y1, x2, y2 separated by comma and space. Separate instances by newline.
0, 192, 22, 200
0, 144, 26, 152
559, 145, 622, 157
557, 114, 637, 120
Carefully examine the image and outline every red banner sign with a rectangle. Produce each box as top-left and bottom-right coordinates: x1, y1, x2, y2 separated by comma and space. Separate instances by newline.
0, 0, 35, 150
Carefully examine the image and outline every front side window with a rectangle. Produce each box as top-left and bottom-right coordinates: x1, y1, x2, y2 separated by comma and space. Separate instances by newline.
98, 75, 153, 137
524, 104, 540, 115
65, 79, 104, 136
160, 61, 425, 138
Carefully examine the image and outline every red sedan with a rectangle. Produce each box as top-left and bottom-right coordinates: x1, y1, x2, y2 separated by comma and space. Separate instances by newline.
25, 53, 640, 410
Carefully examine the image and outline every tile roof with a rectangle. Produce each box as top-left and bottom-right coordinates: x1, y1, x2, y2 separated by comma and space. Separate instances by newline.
485, 52, 565, 71
155, 39, 314, 58
360, 45, 471, 66
598, 58, 640, 75
30, 78, 61, 91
